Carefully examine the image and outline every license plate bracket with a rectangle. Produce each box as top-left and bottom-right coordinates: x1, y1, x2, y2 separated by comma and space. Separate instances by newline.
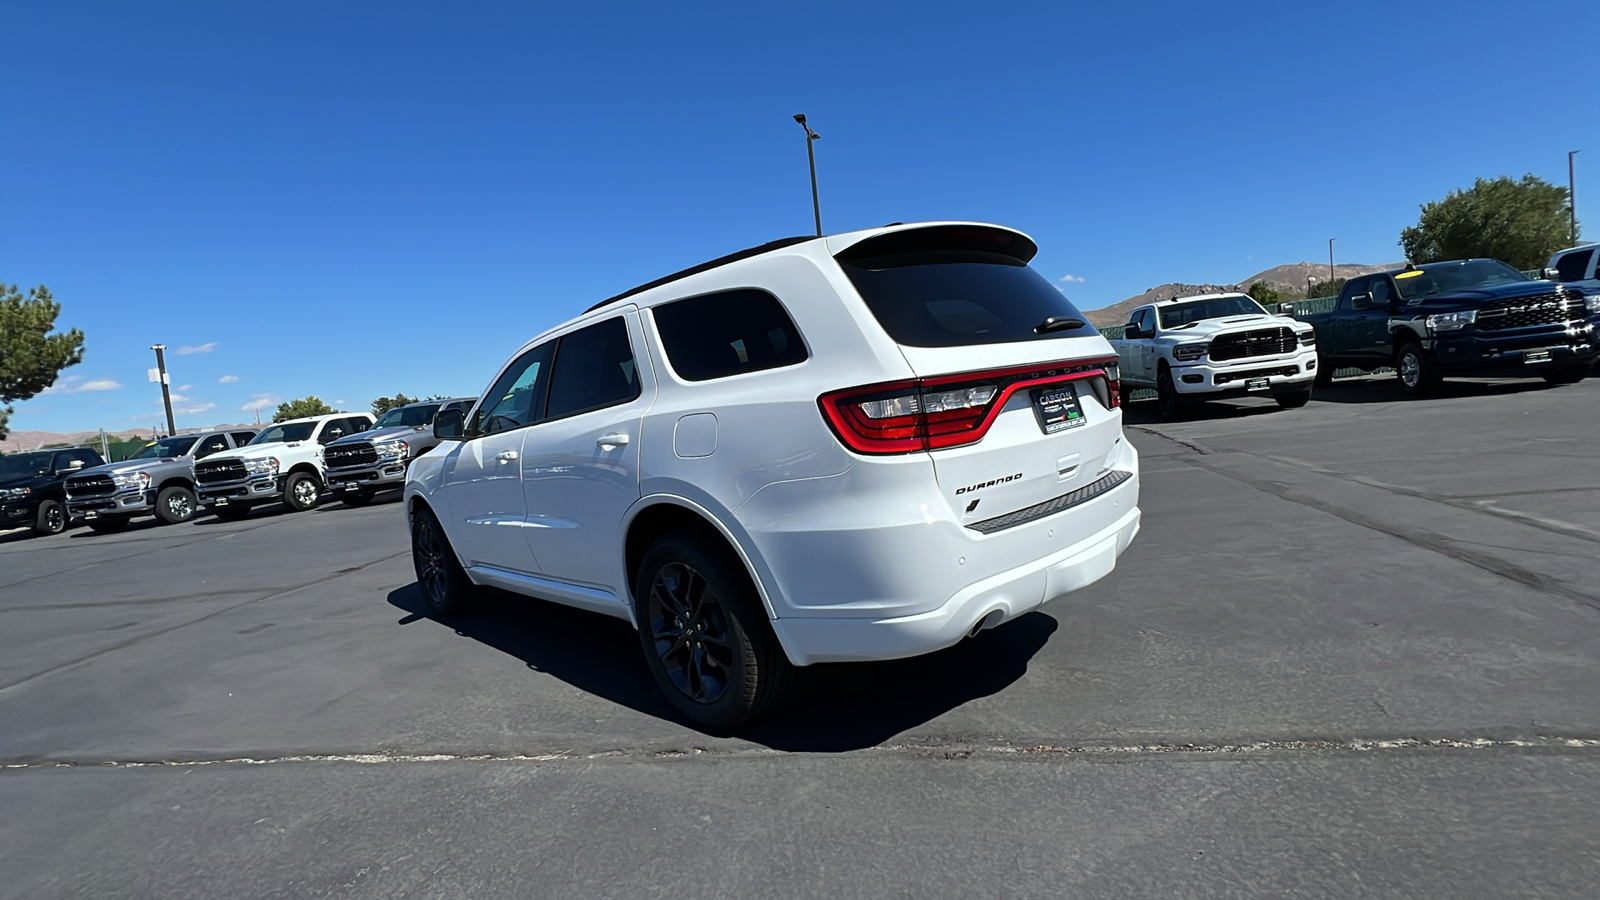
1245, 377, 1270, 391
214, 498, 229, 506
1031, 384, 1088, 434
1524, 350, 1551, 364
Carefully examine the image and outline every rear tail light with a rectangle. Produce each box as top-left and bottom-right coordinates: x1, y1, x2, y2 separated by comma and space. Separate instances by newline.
819, 357, 1119, 455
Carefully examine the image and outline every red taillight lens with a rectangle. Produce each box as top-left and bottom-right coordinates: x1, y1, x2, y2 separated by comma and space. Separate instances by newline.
819, 357, 1118, 455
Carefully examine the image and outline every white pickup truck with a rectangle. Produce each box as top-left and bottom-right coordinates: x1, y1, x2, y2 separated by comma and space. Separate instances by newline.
192, 412, 374, 520
1109, 292, 1318, 417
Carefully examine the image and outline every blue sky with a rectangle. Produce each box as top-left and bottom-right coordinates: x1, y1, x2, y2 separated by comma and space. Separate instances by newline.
3, 0, 1594, 435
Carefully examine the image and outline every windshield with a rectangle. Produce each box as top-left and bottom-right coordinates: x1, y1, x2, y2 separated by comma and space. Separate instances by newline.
250, 422, 316, 445
129, 436, 199, 460
374, 404, 440, 429
0, 452, 54, 480
1394, 260, 1529, 300
1157, 295, 1268, 329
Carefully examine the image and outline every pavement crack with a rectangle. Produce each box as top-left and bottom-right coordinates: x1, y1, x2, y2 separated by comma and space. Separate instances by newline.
7, 734, 1600, 771
1130, 426, 1210, 455
0, 549, 410, 694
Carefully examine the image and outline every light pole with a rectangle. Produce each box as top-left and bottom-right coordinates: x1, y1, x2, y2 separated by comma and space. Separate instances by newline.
1328, 238, 1336, 284
150, 344, 176, 437
793, 114, 822, 237
1569, 150, 1581, 246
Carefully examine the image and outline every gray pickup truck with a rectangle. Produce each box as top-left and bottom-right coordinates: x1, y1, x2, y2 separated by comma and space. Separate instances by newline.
321, 398, 476, 506
64, 429, 258, 532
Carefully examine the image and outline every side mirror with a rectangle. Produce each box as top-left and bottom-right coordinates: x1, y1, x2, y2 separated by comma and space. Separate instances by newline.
1123, 324, 1143, 339
434, 407, 465, 441
1352, 291, 1375, 309
1279, 302, 1295, 317
1542, 267, 1561, 281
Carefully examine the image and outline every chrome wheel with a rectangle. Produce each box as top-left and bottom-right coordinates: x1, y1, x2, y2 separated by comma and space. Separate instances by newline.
167, 493, 192, 519
647, 562, 734, 705
290, 477, 319, 508
1399, 351, 1421, 388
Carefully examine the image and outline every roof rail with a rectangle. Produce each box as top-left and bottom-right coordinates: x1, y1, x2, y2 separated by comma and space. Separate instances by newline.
586, 236, 815, 313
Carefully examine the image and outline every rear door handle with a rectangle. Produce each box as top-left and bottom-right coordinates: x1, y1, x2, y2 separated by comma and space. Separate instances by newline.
496, 450, 519, 464
597, 433, 631, 449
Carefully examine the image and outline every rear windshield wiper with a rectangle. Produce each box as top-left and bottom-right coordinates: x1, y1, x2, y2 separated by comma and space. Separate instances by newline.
1034, 316, 1087, 334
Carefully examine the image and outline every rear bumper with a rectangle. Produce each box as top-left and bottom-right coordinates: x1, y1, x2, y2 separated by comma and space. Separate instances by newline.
771, 504, 1140, 666
1171, 348, 1318, 396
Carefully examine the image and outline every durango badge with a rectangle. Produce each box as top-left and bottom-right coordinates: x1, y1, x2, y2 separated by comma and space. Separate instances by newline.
955, 473, 1022, 496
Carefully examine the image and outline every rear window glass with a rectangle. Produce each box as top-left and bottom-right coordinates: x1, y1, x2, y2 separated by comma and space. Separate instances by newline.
653, 289, 809, 381
839, 253, 1097, 347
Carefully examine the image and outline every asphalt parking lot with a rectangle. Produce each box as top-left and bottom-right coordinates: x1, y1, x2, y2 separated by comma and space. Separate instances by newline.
4, 374, 1599, 898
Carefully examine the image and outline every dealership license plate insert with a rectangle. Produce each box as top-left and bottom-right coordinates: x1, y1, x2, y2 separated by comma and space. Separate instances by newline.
1032, 384, 1087, 434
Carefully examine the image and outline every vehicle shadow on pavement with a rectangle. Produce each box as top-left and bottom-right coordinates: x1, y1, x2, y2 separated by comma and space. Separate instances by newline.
387, 583, 1056, 752
1308, 376, 1570, 404
1119, 398, 1281, 426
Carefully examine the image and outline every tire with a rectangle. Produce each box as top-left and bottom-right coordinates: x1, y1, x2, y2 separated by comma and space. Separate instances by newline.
340, 489, 376, 508
1542, 365, 1588, 385
213, 503, 253, 521
281, 471, 321, 512
1394, 342, 1438, 397
634, 532, 793, 728
88, 517, 132, 534
33, 499, 66, 536
1313, 353, 1333, 387
1156, 367, 1185, 419
1275, 388, 1312, 409
410, 505, 480, 616
154, 485, 199, 525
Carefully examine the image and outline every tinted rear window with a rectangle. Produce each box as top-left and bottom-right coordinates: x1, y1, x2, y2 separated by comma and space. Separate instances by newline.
653, 289, 809, 381
839, 253, 1096, 347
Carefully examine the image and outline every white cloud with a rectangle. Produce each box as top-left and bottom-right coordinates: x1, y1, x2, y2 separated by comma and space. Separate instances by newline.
40, 375, 82, 395
1058, 274, 1086, 284
168, 393, 191, 402
176, 403, 217, 415
241, 393, 281, 412
175, 342, 217, 355
335, 399, 347, 406
178, 384, 193, 392
75, 379, 123, 392
218, 375, 240, 384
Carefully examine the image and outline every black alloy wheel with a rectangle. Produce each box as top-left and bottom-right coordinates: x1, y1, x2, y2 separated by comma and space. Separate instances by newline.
33, 499, 66, 536
410, 505, 478, 616
635, 533, 791, 727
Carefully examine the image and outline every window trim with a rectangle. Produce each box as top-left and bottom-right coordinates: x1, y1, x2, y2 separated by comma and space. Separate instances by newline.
541, 316, 645, 422
648, 286, 813, 385
464, 313, 645, 440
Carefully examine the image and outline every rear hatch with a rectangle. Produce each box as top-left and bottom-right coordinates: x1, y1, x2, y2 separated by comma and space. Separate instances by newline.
824, 224, 1125, 528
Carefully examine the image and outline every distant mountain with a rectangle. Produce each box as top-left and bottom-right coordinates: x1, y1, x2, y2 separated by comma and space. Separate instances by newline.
1083, 261, 1404, 327
0, 423, 259, 455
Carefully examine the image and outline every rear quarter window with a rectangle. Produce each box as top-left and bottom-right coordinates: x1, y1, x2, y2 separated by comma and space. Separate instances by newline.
652, 289, 809, 381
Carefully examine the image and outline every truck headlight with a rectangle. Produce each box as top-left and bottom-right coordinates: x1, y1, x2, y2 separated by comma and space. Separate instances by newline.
376, 440, 409, 459
112, 471, 151, 490
2, 487, 29, 500
1298, 329, 1316, 346
1587, 294, 1600, 315
246, 457, 279, 476
1173, 343, 1207, 362
1426, 310, 1476, 332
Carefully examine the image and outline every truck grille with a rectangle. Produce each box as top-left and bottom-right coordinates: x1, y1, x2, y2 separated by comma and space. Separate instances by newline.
1475, 292, 1584, 332
324, 442, 378, 469
195, 459, 248, 485
65, 474, 117, 499
1209, 327, 1298, 362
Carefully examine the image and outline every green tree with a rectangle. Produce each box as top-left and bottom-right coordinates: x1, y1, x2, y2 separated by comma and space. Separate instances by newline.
0, 284, 85, 440
1308, 277, 1346, 299
1246, 282, 1280, 305
1399, 175, 1575, 270
370, 392, 418, 417
274, 395, 335, 422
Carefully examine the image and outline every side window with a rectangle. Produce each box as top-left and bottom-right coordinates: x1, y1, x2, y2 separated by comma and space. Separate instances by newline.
232, 431, 258, 447
55, 449, 96, 472
1340, 277, 1369, 310
1368, 276, 1392, 307
1136, 309, 1152, 333
318, 419, 349, 445
1555, 248, 1595, 282
197, 435, 230, 458
546, 317, 641, 418
652, 289, 809, 382
472, 343, 555, 436
347, 416, 373, 433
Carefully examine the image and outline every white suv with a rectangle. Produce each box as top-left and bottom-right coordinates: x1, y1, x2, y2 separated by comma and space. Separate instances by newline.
406, 222, 1141, 725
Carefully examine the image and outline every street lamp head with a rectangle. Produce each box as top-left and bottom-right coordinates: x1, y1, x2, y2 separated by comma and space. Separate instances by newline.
793, 113, 806, 125
151, 344, 166, 350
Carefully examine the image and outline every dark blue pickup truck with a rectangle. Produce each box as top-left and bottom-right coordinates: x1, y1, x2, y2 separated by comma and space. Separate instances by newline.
1296, 259, 1599, 395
